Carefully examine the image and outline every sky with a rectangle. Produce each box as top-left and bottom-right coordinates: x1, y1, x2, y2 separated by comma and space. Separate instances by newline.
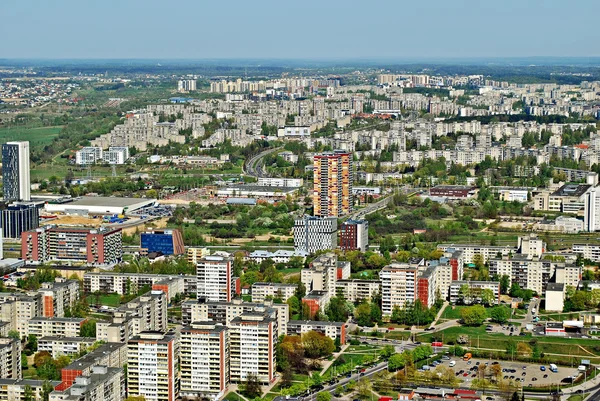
1, 0, 598, 60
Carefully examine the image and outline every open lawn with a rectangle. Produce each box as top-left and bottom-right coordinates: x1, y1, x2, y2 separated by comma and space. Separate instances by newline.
86, 293, 121, 307
0, 125, 63, 146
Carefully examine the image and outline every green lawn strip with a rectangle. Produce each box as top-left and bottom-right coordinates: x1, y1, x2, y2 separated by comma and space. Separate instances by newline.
0, 126, 63, 145
416, 326, 600, 358
440, 305, 492, 320
222, 392, 245, 401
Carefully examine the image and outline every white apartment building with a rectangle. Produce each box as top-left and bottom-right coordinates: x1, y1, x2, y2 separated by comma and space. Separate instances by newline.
488, 255, 553, 295
301, 253, 338, 309
251, 282, 297, 303
573, 243, 600, 262
379, 264, 418, 316
75, 147, 103, 165
84, 273, 191, 297
127, 331, 179, 401
437, 244, 517, 264
181, 299, 288, 338
104, 147, 130, 165
555, 265, 582, 289
335, 279, 381, 303
229, 312, 277, 385
196, 256, 233, 303
518, 235, 546, 257
178, 79, 197, 92
585, 188, 600, 232
38, 336, 95, 358
0, 292, 42, 336
287, 320, 346, 343
27, 317, 85, 338
180, 322, 229, 400
294, 215, 338, 254
0, 338, 21, 379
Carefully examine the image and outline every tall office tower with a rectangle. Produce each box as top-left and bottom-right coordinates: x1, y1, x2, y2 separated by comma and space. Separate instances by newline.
127, 331, 179, 401
313, 151, 353, 217
180, 322, 229, 399
2, 141, 31, 202
196, 255, 233, 302
585, 188, 600, 232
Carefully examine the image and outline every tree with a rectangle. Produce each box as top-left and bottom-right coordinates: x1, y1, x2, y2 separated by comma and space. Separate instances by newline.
42, 380, 54, 401
510, 391, 520, 401
325, 296, 350, 322
311, 372, 323, 387
490, 305, 510, 324
316, 393, 332, 401
26, 334, 38, 353
241, 373, 262, 399
355, 302, 374, 327
34, 351, 52, 368
517, 342, 532, 357
7, 330, 20, 341
302, 331, 335, 358
80, 320, 96, 337
357, 378, 373, 398
460, 305, 487, 326
481, 289, 495, 306
500, 275, 511, 295
23, 385, 34, 401
472, 254, 484, 270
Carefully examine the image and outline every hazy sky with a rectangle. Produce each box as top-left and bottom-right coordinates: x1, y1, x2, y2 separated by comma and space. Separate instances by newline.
1, 0, 598, 60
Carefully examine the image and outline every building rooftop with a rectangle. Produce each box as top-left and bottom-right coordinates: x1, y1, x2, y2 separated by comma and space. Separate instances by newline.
551, 183, 591, 197
53, 196, 157, 208
288, 320, 344, 327
546, 283, 565, 292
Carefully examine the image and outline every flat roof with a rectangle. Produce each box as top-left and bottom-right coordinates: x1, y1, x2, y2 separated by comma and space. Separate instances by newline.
67, 196, 156, 208
552, 184, 591, 197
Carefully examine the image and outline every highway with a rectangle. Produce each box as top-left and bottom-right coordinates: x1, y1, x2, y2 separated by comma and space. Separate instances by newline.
243, 147, 282, 178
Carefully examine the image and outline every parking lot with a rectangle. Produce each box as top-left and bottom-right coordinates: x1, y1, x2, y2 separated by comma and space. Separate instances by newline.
434, 357, 582, 388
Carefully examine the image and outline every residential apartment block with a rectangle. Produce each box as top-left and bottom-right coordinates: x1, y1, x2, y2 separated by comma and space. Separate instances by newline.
379, 264, 418, 316
196, 256, 233, 303
39, 278, 80, 318
38, 336, 95, 358
27, 317, 86, 338
250, 282, 297, 303
448, 281, 501, 304
0, 292, 42, 336
84, 272, 191, 297
127, 331, 179, 401
335, 279, 381, 303
313, 151, 353, 217
287, 320, 346, 343
22, 226, 123, 266
0, 338, 21, 379
180, 322, 229, 400
229, 312, 277, 385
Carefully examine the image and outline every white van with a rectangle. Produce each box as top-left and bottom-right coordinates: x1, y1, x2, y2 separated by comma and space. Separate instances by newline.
449, 361, 456, 367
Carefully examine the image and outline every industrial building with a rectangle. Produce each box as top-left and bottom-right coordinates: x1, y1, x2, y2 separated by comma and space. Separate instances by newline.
44, 196, 156, 215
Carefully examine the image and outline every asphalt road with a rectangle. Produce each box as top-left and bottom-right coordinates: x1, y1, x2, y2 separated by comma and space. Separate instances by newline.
243, 147, 282, 178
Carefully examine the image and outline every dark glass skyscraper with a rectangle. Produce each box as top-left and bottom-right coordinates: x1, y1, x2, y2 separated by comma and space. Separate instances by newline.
2, 141, 31, 202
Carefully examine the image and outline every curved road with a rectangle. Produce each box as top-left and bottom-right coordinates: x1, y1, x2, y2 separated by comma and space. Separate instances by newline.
243, 147, 282, 178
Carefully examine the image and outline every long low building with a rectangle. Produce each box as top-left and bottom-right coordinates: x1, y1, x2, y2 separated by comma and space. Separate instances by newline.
287, 320, 346, 343
27, 317, 87, 337
217, 185, 298, 198
448, 281, 500, 304
45, 196, 157, 215
251, 282, 297, 303
84, 272, 194, 296
38, 336, 96, 358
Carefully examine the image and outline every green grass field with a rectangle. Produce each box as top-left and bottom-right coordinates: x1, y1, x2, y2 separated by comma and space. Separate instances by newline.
0, 126, 63, 146
86, 293, 121, 307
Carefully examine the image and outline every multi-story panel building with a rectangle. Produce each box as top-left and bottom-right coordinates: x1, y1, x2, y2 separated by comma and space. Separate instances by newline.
21, 226, 123, 266
417, 265, 438, 308
287, 320, 346, 343
0, 338, 21, 379
196, 256, 233, 303
339, 219, 369, 251
335, 280, 381, 303
181, 299, 288, 338
39, 278, 80, 318
489, 255, 554, 295
127, 332, 179, 401
58, 343, 128, 390
313, 151, 353, 217
2, 141, 31, 202
251, 282, 297, 303
293, 215, 338, 254
0, 292, 42, 336
180, 322, 229, 400
437, 243, 517, 264
229, 312, 277, 385
186, 247, 210, 265
38, 336, 95, 358
84, 273, 192, 297
50, 365, 125, 401
27, 317, 86, 338
379, 264, 418, 316
0, 379, 61, 401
